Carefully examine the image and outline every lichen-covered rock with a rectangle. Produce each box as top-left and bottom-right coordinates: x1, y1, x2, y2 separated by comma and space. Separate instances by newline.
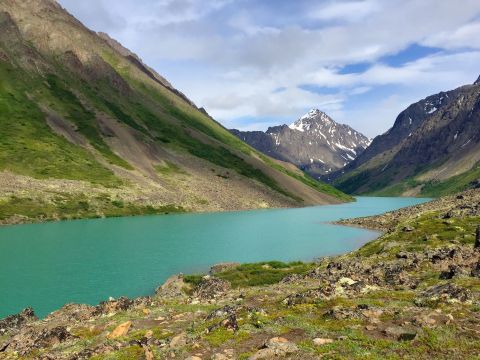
383, 325, 418, 341
323, 306, 361, 320
212, 353, 229, 360
415, 284, 472, 306
206, 305, 237, 321
68, 343, 123, 360
107, 321, 132, 339
193, 276, 231, 300
155, 274, 188, 298
95, 296, 134, 315
3, 325, 75, 355
206, 305, 239, 333
313, 338, 334, 346
283, 284, 336, 306
45, 304, 97, 323
471, 261, 480, 277
384, 264, 418, 289
0, 308, 37, 335
439, 264, 470, 280
249, 337, 298, 359
265, 337, 298, 353
280, 273, 303, 283
169, 332, 187, 348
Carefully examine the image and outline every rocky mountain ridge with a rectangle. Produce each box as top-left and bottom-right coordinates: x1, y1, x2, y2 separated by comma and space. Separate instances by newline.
332, 77, 480, 196
231, 109, 370, 178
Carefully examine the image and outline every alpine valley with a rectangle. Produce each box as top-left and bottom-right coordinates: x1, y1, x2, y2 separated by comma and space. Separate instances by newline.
2, 1, 480, 360
0, 0, 351, 225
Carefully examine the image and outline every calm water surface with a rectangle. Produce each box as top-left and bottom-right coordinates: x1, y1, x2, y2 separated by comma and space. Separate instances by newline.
0, 196, 430, 318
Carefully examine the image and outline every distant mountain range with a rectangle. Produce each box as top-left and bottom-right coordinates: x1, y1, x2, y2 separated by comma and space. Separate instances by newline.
332, 76, 480, 197
0, 0, 351, 224
230, 109, 371, 178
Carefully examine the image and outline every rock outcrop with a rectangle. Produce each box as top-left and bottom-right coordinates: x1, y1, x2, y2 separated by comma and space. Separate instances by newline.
0, 308, 37, 336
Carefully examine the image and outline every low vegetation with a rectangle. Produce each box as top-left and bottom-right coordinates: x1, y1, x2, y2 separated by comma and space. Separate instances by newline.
0, 193, 185, 224
0, 62, 122, 186
340, 162, 480, 198
154, 161, 188, 176
420, 165, 480, 197
185, 261, 315, 288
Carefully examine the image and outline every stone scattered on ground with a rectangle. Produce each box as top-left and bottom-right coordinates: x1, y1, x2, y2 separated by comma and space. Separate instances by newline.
169, 332, 188, 348
249, 337, 299, 359
383, 325, 418, 341
313, 337, 334, 345
107, 321, 132, 339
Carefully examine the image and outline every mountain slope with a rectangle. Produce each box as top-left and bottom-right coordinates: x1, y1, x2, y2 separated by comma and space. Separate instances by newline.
231, 109, 370, 178
0, 0, 351, 224
333, 78, 480, 196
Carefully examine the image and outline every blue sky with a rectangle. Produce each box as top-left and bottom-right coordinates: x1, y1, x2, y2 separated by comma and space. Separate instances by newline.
58, 0, 480, 137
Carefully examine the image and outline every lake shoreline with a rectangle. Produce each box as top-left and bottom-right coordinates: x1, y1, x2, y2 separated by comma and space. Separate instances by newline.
0, 198, 428, 316
0, 199, 312, 228
1, 190, 479, 359
0, 197, 430, 319
0, 194, 435, 229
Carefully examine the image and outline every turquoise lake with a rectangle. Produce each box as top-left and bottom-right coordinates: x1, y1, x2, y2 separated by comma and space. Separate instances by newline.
0, 196, 430, 318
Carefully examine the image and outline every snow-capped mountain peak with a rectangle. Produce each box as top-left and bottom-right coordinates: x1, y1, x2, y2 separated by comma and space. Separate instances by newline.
300, 108, 324, 120
231, 108, 371, 178
289, 109, 332, 131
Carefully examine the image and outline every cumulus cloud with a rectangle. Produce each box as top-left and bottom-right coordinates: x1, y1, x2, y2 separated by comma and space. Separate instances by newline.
59, 0, 126, 32
58, 0, 480, 137
422, 21, 480, 50
308, 0, 380, 23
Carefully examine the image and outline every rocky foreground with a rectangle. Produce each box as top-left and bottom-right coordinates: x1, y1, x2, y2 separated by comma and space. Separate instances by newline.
1, 190, 480, 359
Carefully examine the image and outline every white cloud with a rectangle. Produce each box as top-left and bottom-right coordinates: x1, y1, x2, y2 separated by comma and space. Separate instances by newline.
349, 86, 371, 95
422, 21, 480, 49
309, 0, 380, 22
57, 0, 480, 137
128, 0, 232, 26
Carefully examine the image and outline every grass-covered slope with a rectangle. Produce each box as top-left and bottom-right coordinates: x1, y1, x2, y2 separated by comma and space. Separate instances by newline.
0, 0, 351, 224
365, 163, 480, 198
0, 62, 121, 185
344, 162, 480, 198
